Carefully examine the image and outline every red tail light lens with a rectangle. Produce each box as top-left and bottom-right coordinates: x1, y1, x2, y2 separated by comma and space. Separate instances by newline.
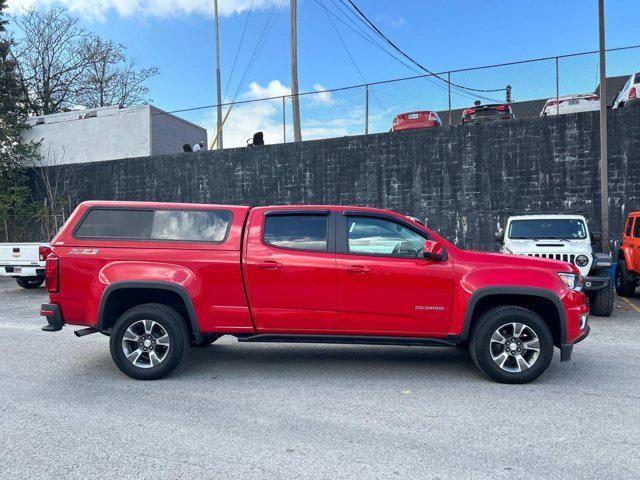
463, 109, 475, 116
630, 87, 637, 99
496, 105, 508, 111
428, 112, 438, 121
39, 246, 52, 262
46, 253, 59, 293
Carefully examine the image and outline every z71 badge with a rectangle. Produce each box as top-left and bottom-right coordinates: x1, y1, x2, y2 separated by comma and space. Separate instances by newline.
69, 248, 100, 255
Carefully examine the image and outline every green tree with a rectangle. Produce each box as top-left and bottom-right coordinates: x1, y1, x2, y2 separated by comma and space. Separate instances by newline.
0, 0, 39, 241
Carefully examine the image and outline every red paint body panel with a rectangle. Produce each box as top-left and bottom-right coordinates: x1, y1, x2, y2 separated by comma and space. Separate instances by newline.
45, 201, 589, 350
621, 212, 640, 272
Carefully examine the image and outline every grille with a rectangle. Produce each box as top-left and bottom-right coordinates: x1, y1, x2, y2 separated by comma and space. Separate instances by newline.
527, 253, 577, 265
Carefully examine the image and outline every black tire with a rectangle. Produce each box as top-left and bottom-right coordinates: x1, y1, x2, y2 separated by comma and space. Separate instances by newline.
587, 285, 614, 317
469, 306, 554, 384
16, 276, 44, 289
110, 303, 189, 380
193, 334, 221, 347
615, 261, 636, 297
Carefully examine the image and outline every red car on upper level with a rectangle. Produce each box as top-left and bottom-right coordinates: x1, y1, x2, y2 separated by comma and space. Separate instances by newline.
40, 202, 589, 383
392, 111, 442, 132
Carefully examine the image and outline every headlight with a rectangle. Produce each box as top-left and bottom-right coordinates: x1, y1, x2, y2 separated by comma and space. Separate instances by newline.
558, 272, 583, 291
575, 255, 589, 268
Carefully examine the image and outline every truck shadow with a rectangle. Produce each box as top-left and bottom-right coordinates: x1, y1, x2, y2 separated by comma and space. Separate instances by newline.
178, 339, 483, 382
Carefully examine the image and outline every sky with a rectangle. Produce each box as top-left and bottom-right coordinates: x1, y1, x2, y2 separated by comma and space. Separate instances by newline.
6, 0, 639, 147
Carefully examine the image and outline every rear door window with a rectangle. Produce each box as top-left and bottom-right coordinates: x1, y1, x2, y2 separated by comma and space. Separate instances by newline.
634, 217, 640, 238
263, 215, 328, 252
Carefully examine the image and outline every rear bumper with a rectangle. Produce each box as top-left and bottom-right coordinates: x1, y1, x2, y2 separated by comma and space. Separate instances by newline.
0, 266, 45, 277
40, 303, 64, 332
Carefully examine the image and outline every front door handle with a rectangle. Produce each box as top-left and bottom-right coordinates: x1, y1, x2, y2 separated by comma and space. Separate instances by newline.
256, 260, 283, 269
342, 265, 370, 274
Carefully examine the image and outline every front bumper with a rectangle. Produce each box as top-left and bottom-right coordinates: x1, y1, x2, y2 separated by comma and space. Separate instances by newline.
40, 303, 64, 332
560, 325, 590, 362
582, 274, 610, 291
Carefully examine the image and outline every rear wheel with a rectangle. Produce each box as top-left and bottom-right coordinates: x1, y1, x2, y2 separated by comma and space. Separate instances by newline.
615, 261, 636, 297
16, 276, 44, 289
469, 306, 554, 384
110, 303, 189, 380
587, 285, 614, 317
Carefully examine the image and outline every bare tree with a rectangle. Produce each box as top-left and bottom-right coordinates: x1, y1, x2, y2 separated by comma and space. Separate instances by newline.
11, 7, 159, 115
75, 37, 159, 108
11, 8, 91, 115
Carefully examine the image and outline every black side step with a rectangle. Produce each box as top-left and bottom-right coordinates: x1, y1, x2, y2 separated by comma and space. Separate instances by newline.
74, 328, 100, 337
238, 334, 456, 348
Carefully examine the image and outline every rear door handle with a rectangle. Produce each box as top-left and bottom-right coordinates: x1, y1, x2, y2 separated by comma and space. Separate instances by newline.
256, 260, 283, 269
342, 265, 370, 274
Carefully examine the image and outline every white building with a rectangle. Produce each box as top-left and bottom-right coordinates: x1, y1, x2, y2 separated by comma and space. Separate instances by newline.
23, 105, 208, 166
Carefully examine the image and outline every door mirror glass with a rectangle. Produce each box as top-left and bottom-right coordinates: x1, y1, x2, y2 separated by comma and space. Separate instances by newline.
590, 231, 602, 243
423, 240, 445, 261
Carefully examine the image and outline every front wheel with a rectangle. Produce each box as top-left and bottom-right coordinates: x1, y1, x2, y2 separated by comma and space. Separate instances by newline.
587, 285, 614, 317
16, 276, 44, 289
110, 303, 189, 380
469, 306, 554, 384
615, 261, 636, 297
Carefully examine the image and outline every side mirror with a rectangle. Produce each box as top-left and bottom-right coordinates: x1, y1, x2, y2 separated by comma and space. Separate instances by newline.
423, 240, 446, 261
495, 230, 504, 243
591, 231, 602, 243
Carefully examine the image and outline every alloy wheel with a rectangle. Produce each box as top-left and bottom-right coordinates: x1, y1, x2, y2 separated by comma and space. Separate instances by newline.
489, 322, 541, 373
121, 319, 171, 368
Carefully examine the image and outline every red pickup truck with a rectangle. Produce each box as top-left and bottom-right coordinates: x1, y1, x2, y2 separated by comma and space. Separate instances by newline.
40, 201, 590, 383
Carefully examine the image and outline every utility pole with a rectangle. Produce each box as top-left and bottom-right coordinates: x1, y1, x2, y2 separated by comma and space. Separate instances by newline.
214, 0, 223, 149
598, 0, 609, 253
290, 0, 302, 142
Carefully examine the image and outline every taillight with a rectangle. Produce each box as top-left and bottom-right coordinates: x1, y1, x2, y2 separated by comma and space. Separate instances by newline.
393, 117, 399, 124
584, 95, 599, 101
496, 105, 509, 111
39, 246, 52, 262
630, 87, 637, 99
46, 253, 59, 293
547, 99, 558, 107
428, 112, 438, 121
463, 108, 475, 116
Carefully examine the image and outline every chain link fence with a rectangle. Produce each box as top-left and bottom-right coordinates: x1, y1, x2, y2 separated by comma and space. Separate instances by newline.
174, 45, 640, 148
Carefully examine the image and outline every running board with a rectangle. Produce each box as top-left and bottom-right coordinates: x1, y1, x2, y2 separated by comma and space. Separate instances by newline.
238, 334, 456, 347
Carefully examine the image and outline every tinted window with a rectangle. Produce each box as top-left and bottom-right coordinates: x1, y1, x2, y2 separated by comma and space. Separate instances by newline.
635, 73, 640, 84
626, 217, 634, 237
263, 215, 327, 251
348, 217, 425, 258
151, 210, 231, 242
508, 219, 587, 240
75, 209, 154, 239
634, 218, 640, 239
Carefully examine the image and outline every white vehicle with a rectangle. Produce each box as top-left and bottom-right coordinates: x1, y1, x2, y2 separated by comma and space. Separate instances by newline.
0, 243, 50, 289
612, 72, 640, 109
495, 214, 614, 317
540, 94, 600, 116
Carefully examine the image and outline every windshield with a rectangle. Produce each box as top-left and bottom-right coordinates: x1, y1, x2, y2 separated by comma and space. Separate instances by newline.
508, 219, 587, 240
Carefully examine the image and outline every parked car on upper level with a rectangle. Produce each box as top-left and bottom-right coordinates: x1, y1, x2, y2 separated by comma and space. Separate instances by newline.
392, 111, 442, 132
612, 73, 640, 109
461, 103, 514, 125
40, 201, 590, 384
616, 211, 640, 297
0, 243, 51, 289
496, 214, 613, 317
540, 94, 600, 116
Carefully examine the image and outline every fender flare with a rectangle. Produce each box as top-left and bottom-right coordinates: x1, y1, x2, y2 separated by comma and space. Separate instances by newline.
96, 281, 201, 340
618, 247, 633, 267
457, 286, 567, 344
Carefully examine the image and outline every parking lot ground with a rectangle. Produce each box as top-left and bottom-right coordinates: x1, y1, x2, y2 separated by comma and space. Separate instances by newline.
0, 276, 639, 479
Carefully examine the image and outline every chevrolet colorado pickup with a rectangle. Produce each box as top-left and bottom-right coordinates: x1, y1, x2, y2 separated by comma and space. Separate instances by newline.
40, 201, 590, 383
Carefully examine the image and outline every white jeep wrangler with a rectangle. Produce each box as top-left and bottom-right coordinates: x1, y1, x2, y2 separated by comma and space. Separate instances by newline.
495, 214, 614, 317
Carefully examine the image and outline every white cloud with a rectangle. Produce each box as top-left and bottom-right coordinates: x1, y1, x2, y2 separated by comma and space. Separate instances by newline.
242, 80, 291, 100
311, 84, 333, 105
390, 17, 406, 27
7, 0, 276, 20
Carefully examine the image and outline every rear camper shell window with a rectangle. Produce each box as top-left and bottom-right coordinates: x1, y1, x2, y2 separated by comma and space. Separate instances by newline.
73, 207, 232, 243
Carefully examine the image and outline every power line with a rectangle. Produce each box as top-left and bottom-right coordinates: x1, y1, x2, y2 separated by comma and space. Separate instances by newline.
343, 0, 505, 95
223, 0, 256, 100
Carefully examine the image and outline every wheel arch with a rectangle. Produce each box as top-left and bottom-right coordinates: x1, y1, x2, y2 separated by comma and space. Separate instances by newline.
459, 287, 566, 347
97, 281, 201, 342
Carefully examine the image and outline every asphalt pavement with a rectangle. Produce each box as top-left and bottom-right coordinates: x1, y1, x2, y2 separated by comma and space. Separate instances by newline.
0, 276, 639, 479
